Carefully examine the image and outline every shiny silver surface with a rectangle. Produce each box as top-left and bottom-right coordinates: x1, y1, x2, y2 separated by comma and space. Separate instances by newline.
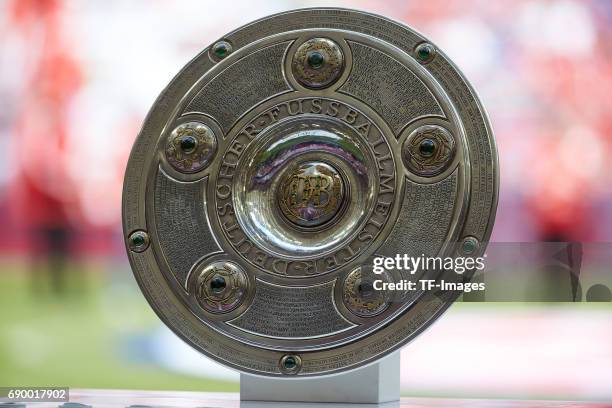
232, 113, 376, 260
122, 8, 498, 377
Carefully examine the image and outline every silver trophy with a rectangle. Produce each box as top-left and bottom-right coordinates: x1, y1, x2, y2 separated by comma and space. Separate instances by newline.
122, 8, 498, 404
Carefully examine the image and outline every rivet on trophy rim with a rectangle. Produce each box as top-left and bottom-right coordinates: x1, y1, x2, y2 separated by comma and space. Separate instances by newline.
279, 354, 302, 375
461, 236, 480, 255
128, 230, 149, 253
212, 40, 232, 60
292, 37, 344, 89
165, 121, 217, 173
414, 42, 436, 63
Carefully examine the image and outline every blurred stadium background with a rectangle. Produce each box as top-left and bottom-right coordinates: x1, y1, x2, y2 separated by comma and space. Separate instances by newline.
1, 0, 611, 401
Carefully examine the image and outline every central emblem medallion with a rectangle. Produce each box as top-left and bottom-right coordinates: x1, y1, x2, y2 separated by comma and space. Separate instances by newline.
279, 161, 345, 228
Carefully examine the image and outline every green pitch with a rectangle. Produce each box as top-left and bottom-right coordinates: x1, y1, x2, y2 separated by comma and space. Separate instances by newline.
0, 261, 238, 392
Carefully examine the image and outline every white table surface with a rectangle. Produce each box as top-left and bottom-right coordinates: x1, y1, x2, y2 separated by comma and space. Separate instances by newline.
11, 389, 608, 408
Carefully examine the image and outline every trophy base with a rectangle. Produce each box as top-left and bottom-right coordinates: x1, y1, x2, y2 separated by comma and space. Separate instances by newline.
240, 352, 400, 404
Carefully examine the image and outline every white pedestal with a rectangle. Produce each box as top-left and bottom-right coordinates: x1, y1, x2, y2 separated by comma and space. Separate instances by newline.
240, 352, 400, 405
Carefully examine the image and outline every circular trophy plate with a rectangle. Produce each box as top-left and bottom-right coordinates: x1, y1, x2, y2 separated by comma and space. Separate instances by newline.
123, 8, 498, 377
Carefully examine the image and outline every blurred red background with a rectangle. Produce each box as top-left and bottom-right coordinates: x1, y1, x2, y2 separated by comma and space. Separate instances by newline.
1, 0, 612, 258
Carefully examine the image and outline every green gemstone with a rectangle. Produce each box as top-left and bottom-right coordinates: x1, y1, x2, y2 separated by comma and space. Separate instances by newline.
419, 139, 436, 157
210, 275, 226, 293
416, 43, 434, 61
213, 42, 230, 58
131, 234, 145, 246
307, 51, 325, 69
358, 280, 374, 297
462, 239, 476, 254
283, 356, 297, 369
180, 135, 197, 153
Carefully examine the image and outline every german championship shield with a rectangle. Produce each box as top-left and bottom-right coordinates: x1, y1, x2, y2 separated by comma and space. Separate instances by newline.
122, 8, 498, 376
